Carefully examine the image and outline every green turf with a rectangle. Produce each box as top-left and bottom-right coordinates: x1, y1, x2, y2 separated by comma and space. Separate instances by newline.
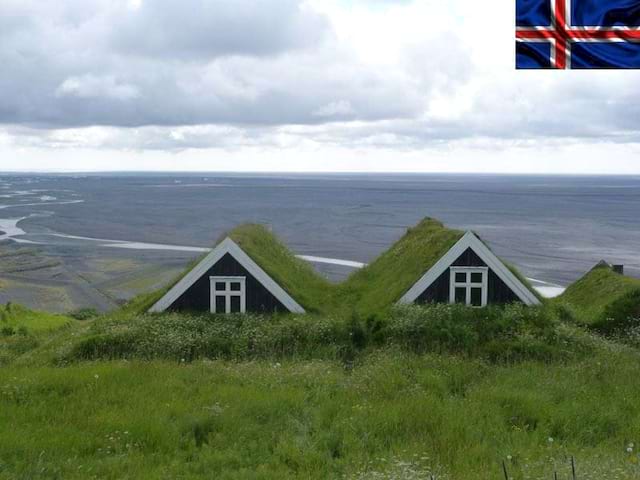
0, 304, 77, 366
225, 224, 335, 314
122, 224, 334, 315
2, 220, 639, 478
0, 303, 73, 333
2, 349, 640, 479
132, 218, 539, 318
337, 218, 464, 317
555, 263, 640, 325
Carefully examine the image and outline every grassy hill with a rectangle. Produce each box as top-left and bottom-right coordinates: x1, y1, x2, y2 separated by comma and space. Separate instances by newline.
123, 224, 335, 315
2, 221, 640, 478
555, 263, 640, 329
0, 303, 76, 366
0, 303, 73, 333
226, 224, 335, 314
337, 218, 464, 318
2, 302, 640, 479
124, 218, 539, 319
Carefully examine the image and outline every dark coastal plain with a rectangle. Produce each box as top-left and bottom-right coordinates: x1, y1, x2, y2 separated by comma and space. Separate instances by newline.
0, 173, 639, 312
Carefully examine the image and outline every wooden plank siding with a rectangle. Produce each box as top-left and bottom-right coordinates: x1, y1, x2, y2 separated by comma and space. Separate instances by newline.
168, 253, 288, 313
416, 248, 521, 305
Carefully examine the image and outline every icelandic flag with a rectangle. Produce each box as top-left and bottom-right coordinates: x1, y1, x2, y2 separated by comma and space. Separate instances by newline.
516, 0, 640, 69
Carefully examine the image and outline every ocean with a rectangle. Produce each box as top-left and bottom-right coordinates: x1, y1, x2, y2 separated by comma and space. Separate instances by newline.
1, 173, 639, 289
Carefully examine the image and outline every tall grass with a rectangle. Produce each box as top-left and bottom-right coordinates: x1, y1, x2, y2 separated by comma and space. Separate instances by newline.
556, 265, 640, 326
1, 302, 640, 477
62, 304, 593, 365
0, 304, 75, 365
2, 350, 640, 479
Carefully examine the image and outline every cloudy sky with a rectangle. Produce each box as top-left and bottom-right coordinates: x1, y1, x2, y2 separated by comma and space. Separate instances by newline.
1, 0, 639, 173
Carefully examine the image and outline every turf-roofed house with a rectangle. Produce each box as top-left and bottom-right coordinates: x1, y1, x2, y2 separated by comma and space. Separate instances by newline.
396, 224, 541, 308
149, 228, 310, 314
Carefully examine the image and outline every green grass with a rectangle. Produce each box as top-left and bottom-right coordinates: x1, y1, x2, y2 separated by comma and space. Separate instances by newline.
59, 303, 592, 366
2, 299, 640, 478
125, 218, 540, 319
122, 224, 335, 315
2, 349, 640, 479
0, 304, 77, 366
337, 218, 464, 317
225, 224, 335, 314
0, 303, 73, 333
2, 219, 639, 478
555, 264, 640, 326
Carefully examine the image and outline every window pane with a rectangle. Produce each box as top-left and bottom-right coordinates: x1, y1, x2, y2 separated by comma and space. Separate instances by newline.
230, 282, 241, 291
470, 272, 483, 283
455, 287, 466, 304
470, 288, 482, 307
230, 296, 241, 313
455, 272, 466, 283
215, 295, 226, 313
215, 282, 226, 291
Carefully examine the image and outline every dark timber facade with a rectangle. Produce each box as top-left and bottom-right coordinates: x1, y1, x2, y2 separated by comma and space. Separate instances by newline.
149, 238, 306, 314
168, 253, 287, 313
399, 231, 541, 307
415, 248, 521, 305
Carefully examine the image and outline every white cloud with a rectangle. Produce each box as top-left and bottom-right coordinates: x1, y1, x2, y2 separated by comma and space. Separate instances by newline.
56, 75, 140, 101
0, 0, 639, 172
313, 100, 355, 118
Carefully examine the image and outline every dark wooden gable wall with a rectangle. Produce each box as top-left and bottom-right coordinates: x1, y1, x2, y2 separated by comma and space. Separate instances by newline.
415, 248, 521, 305
168, 253, 288, 313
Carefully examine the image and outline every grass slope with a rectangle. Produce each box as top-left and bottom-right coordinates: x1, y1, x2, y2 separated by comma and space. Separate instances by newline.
556, 264, 640, 325
0, 304, 76, 366
122, 224, 334, 315
2, 350, 640, 479
129, 218, 539, 318
0, 303, 73, 333
2, 220, 640, 477
338, 218, 464, 317
2, 297, 640, 477
226, 224, 334, 314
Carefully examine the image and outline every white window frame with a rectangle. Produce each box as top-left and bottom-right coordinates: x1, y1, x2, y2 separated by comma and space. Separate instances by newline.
449, 267, 488, 307
210, 276, 246, 314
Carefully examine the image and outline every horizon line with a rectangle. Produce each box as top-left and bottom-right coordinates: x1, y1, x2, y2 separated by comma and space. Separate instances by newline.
1, 170, 639, 177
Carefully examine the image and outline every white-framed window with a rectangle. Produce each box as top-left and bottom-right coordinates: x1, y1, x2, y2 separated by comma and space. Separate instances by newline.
449, 267, 488, 307
210, 276, 246, 314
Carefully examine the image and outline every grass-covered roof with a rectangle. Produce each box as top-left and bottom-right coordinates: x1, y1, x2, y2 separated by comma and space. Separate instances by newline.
224, 224, 333, 313
138, 217, 539, 317
555, 262, 640, 325
337, 218, 464, 317
124, 224, 333, 314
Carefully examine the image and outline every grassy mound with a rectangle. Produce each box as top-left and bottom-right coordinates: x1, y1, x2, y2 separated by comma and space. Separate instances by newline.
136, 218, 539, 317
592, 289, 640, 337
338, 218, 464, 317
62, 303, 592, 365
555, 263, 640, 326
0, 303, 76, 365
225, 224, 334, 313
0, 302, 73, 333
3, 348, 640, 479
124, 224, 334, 315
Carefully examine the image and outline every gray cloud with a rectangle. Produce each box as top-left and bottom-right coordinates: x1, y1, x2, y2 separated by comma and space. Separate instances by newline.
0, 0, 435, 129
1, 0, 640, 156
113, 0, 329, 59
